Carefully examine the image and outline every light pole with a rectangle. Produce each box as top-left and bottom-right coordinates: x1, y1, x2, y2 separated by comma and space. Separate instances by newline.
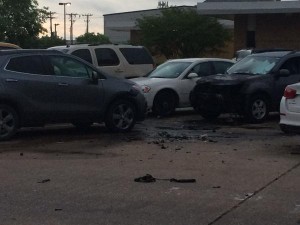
59, 2, 71, 42
54, 23, 60, 38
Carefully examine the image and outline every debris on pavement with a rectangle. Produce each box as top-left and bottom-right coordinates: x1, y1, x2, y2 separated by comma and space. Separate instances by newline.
134, 174, 196, 183
37, 179, 51, 184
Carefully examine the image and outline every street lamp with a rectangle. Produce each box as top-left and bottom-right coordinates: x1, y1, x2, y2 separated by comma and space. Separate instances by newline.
54, 23, 60, 38
59, 2, 71, 42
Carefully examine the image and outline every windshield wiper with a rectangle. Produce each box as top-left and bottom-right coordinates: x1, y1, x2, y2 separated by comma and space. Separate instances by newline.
231, 72, 254, 75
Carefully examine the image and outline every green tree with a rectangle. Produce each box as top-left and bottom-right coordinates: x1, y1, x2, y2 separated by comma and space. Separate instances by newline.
30, 36, 65, 49
0, 0, 48, 48
76, 32, 111, 44
137, 8, 232, 58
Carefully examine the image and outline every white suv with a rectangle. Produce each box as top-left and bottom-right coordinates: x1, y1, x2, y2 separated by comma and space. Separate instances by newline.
49, 44, 155, 78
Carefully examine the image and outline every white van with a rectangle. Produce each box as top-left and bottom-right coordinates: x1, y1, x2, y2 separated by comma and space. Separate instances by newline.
49, 44, 155, 78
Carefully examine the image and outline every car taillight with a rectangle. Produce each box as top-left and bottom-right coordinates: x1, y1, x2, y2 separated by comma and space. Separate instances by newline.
284, 86, 297, 99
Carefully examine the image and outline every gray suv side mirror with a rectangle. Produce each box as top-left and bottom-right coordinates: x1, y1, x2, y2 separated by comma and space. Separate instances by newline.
91, 71, 99, 83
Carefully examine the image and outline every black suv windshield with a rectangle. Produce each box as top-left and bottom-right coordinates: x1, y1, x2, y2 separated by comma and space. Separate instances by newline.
227, 55, 281, 75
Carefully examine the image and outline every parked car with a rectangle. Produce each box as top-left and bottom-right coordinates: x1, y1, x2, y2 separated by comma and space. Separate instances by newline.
0, 42, 21, 50
280, 83, 300, 133
190, 50, 300, 123
131, 58, 234, 116
0, 49, 147, 141
49, 44, 155, 79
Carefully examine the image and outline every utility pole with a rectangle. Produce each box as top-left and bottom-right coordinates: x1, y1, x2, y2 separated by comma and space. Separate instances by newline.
67, 13, 79, 45
82, 14, 93, 34
59, 2, 71, 43
47, 11, 56, 39
54, 23, 60, 38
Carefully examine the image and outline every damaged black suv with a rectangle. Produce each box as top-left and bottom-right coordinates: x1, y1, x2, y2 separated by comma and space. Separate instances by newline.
190, 51, 300, 123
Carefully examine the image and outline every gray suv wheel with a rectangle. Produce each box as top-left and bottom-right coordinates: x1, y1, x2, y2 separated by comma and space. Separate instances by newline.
0, 105, 18, 141
105, 100, 136, 132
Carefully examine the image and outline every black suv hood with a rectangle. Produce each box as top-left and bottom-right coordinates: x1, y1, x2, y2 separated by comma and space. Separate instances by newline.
197, 74, 255, 86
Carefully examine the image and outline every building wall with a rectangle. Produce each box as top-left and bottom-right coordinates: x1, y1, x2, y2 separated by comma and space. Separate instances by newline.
234, 15, 248, 51
256, 14, 300, 49
234, 13, 300, 51
104, 10, 162, 44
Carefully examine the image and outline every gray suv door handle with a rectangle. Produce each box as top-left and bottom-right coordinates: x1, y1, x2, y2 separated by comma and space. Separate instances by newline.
115, 69, 124, 73
58, 83, 69, 86
5, 78, 18, 82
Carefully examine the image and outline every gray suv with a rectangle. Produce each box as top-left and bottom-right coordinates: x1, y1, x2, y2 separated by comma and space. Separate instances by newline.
0, 50, 147, 141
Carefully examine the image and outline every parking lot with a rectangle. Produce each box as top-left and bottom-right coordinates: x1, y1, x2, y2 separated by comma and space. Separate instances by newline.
1, 109, 300, 225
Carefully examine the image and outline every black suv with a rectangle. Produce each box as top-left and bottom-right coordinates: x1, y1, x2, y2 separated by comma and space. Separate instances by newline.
190, 51, 300, 123
0, 50, 147, 141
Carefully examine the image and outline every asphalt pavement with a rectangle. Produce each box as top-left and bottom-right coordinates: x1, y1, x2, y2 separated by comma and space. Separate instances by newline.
0, 110, 300, 225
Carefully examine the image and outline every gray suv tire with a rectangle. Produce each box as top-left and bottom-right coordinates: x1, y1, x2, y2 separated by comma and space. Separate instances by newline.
105, 100, 136, 132
0, 104, 19, 141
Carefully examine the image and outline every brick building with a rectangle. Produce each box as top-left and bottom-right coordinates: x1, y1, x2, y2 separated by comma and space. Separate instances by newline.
198, 0, 300, 51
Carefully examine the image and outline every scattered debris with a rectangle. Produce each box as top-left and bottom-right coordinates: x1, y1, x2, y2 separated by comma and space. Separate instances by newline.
291, 151, 300, 155
37, 179, 51, 184
197, 134, 217, 143
212, 186, 221, 189
134, 174, 196, 183
55, 208, 63, 211
245, 193, 254, 197
161, 144, 167, 149
20, 153, 23, 156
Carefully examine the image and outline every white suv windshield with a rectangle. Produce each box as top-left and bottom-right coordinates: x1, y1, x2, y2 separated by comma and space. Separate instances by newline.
227, 55, 281, 75
147, 61, 192, 78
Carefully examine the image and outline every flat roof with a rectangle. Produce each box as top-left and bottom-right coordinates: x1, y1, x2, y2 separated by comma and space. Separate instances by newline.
197, 1, 300, 15
104, 5, 196, 16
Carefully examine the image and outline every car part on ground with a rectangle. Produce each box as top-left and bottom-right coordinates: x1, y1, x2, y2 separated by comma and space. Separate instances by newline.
49, 44, 155, 79
132, 58, 234, 117
280, 83, 300, 133
190, 50, 300, 123
0, 49, 147, 141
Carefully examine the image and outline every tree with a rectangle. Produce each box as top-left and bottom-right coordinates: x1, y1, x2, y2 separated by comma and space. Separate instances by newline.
31, 36, 65, 49
137, 8, 232, 58
76, 32, 111, 44
0, 0, 48, 48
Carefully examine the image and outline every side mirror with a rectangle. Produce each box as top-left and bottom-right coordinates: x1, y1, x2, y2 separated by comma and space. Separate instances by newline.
278, 69, 290, 77
187, 73, 198, 79
91, 71, 99, 83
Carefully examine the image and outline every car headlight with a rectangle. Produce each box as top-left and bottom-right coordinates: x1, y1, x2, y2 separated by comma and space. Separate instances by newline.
141, 85, 151, 93
130, 84, 142, 96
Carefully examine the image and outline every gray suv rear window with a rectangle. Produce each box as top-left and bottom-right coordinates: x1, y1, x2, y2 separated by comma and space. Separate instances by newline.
120, 48, 153, 65
6, 56, 45, 75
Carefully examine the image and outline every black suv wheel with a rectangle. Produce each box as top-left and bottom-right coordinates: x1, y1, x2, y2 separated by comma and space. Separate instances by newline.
245, 95, 270, 123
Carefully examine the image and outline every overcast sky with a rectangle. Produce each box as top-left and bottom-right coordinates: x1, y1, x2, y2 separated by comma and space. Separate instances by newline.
38, 0, 200, 39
